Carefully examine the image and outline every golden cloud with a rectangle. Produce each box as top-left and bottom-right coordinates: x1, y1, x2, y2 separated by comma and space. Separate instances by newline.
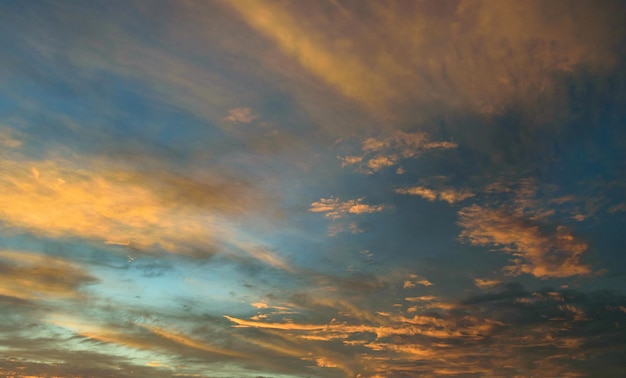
474, 278, 502, 289
458, 204, 590, 278
340, 131, 457, 174
396, 186, 475, 204
0, 127, 22, 148
0, 156, 291, 270
309, 197, 385, 220
137, 323, 247, 358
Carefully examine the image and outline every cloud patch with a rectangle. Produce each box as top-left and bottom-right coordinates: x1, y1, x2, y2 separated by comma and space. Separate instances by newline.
340, 131, 457, 174
396, 185, 475, 204
309, 197, 385, 220
458, 204, 590, 278
222, 107, 257, 123
0, 250, 97, 301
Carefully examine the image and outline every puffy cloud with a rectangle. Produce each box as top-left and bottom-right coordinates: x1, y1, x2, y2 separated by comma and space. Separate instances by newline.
458, 204, 590, 278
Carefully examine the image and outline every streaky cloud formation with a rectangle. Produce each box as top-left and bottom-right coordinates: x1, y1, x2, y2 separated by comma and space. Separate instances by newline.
0, 250, 96, 300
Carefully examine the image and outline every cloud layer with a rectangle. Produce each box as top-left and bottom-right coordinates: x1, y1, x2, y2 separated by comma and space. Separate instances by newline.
0, 0, 624, 377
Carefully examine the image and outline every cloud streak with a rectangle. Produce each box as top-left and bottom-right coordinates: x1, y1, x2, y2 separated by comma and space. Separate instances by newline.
309, 197, 385, 220
225, 0, 624, 118
222, 285, 626, 377
0, 250, 96, 301
396, 185, 475, 204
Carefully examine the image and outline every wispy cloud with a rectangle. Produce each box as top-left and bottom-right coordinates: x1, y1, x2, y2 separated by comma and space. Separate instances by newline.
403, 274, 434, 288
137, 323, 247, 358
0, 250, 97, 300
222, 285, 626, 377
225, 0, 623, 118
0, 155, 292, 271
0, 127, 22, 148
309, 197, 385, 220
396, 186, 475, 204
458, 204, 590, 278
0, 1, 623, 377
222, 107, 257, 124
340, 131, 457, 174
474, 278, 502, 289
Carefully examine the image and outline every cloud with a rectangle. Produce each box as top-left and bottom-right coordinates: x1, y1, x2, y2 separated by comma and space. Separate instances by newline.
225, 0, 394, 112
608, 203, 626, 213
458, 204, 590, 278
0, 127, 22, 148
0, 155, 292, 271
309, 197, 385, 220
136, 323, 247, 358
0, 354, 177, 378
225, 0, 624, 118
48, 315, 156, 352
474, 278, 502, 289
403, 274, 434, 288
222, 107, 257, 123
340, 131, 457, 173
405, 296, 439, 302
221, 286, 626, 377
0, 250, 97, 301
396, 186, 475, 204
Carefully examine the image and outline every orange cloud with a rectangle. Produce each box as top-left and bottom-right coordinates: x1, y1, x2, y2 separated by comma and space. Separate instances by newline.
458, 204, 590, 278
403, 275, 434, 288
137, 323, 246, 358
405, 296, 439, 302
222, 107, 257, 123
48, 315, 154, 351
396, 186, 475, 204
309, 197, 385, 220
340, 131, 457, 174
224, 316, 326, 331
225, 0, 623, 118
225, 0, 394, 111
0, 156, 291, 270
474, 278, 502, 289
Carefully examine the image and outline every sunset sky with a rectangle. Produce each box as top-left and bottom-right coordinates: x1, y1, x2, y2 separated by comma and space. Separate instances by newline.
1, 1, 626, 377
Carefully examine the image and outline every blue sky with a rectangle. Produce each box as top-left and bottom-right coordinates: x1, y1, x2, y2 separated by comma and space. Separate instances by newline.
1, 1, 626, 377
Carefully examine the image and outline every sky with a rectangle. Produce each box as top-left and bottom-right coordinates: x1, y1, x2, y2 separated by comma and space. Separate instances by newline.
1, 0, 626, 377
